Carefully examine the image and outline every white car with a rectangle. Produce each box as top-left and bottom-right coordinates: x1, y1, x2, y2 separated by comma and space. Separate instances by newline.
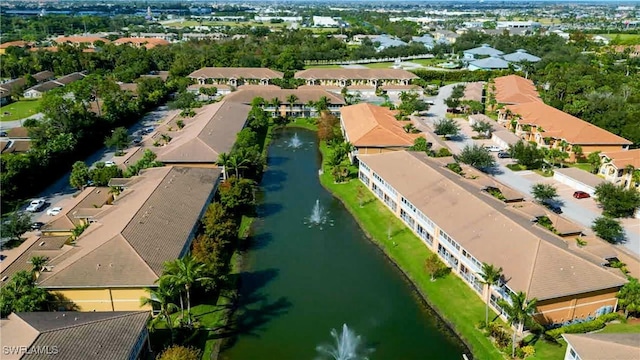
484, 145, 502, 152
104, 161, 116, 167
46, 207, 63, 216
26, 199, 46, 212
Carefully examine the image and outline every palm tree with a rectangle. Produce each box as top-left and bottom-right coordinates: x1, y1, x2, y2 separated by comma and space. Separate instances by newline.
228, 153, 250, 179
478, 263, 502, 326
160, 256, 211, 325
28, 256, 48, 280
140, 282, 179, 341
270, 97, 281, 117
315, 96, 330, 113
286, 94, 299, 116
498, 291, 538, 358
217, 152, 231, 180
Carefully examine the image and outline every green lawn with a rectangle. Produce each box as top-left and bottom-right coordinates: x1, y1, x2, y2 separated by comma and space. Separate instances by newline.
0, 99, 42, 121
598, 321, 640, 333
568, 162, 592, 172
411, 58, 443, 66
286, 117, 318, 131
364, 62, 395, 69
597, 33, 640, 45
318, 142, 505, 360
529, 339, 567, 360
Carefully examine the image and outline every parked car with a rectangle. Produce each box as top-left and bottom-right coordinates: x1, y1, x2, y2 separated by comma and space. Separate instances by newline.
573, 191, 590, 199
546, 204, 563, 214
141, 127, 154, 135
0, 131, 7, 137
31, 222, 45, 230
132, 136, 142, 145
104, 161, 116, 167
497, 151, 511, 158
484, 145, 502, 152
26, 199, 46, 212
46, 207, 62, 216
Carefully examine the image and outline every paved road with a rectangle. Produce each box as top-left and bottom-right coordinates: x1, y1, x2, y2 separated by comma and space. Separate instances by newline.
0, 113, 44, 130
28, 106, 171, 223
415, 84, 640, 256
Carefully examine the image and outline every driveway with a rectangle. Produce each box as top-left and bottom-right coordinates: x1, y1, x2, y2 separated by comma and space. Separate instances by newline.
414, 83, 640, 255
29, 106, 171, 223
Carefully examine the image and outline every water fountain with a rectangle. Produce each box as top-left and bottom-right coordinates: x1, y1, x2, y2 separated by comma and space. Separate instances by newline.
288, 132, 303, 148
316, 324, 373, 360
305, 199, 333, 229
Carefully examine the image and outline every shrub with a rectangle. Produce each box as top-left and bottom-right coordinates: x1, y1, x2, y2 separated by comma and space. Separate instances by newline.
521, 345, 535, 358
434, 147, 452, 157
599, 312, 624, 323
545, 318, 605, 338
446, 162, 463, 175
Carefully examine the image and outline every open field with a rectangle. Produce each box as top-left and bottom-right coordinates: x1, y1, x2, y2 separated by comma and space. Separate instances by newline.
0, 99, 42, 121
596, 33, 640, 45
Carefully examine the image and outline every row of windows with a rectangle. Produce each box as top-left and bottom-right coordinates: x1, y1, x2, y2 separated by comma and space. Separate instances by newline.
401, 197, 417, 212
360, 162, 370, 173
462, 249, 482, 270
416, 224, 433, 245
372, 172, 398, 196
359, 171, 370, 186
439, 230, 460, 253
401, 197, 436, 232
400, 209, 415, 229
384, 193, 398, 212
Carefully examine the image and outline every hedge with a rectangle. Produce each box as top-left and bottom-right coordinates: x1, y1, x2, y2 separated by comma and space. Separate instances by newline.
410, 69, 516, 83
545, 313, 624, 338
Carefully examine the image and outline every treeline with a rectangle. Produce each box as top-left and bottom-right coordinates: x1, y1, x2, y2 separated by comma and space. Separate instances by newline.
0, 75, 170, 210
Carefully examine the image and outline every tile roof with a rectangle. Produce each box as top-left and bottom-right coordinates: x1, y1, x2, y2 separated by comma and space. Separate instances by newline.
27, 81, 63, 93
0, 41, 31, 49
152, 101, 250, 163
463, 44, 504, 56
502, 49, 541, 63
469, 56, 510, 69
188, 67, 284, 80
42, 187, 113, 231
223, 88, 345, 105
492, 75, 541, 105
294, 68, 419, 81
340, 103, 420, 147
562, 333, 640, 360
55, 36, 110, 44
118, 83, 138, 93
1, 311, 149, 360
0, 236, 71, 283
7, 127, 29, 138
37, 166, 221, 287
32, 71, 55, 82
55, 72, 85, 85
358, 151, 627, 300
506, 102, 632, 145
0, 78, 26, 92
113, 37, 170, 48
0, 139, 32, 154
463, 81, 485, 102
601, 149, 640, 169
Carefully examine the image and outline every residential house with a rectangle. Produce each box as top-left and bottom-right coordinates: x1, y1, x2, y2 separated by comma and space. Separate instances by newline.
463, 44, 504, 61
31, 166, 222, 311
0, 41, 31, 54
23, 81, 63, 98
54, 36, 110, 47
119, 101, 249, 168
140, 71, 170, 82
0, 311, 151, 360
598, 149, 640, 189
0, 78, 26, 96
502, 49, 541, 63
562, 333, 640, 360
134, 32, 178, 42
374, 35, 407, 51
411, 35, 435, 49
113, 37, 170, 49
462, 82, 485, 103
188, 67, 284, 87
496, 21, 540, 29
182, 32, 228, 41
500, 102, 632, 160
0, 140, 32, 154
312, 16, 340, 27
468, 55, 511, 71
357, 151, 628, 325
432, 30, 459, 44
294, 68, 418, 89
490, 74, 541, 106
55, 72, 86, 85
32, 70, 55, 83
223, 88, 345, 118
340, 103, 420, 161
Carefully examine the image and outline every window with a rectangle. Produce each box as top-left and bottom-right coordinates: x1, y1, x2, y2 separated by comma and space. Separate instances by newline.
416, 224, 433, 245
360, 162, 370, 173
359, 171, 370, 186
569, 349, 576, 358
439, 230, 460, 252
400, 209, 415, 229
384, 193, 397, 211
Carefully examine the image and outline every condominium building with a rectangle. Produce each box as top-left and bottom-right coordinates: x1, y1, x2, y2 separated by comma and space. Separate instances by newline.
188, 67, 284, 87
357, 151, 627, 325
294, 68, 419, 88
598, 149, 640, 189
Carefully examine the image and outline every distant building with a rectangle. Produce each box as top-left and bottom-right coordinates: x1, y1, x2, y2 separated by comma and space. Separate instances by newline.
411, 35, 435, 49
468, 56, 510, 71
113, 37, 170, 49
313, 16, 340, 27
592, 35, 611, 45
374, 35, 407, 51
432, 30, 459, 44
54, 36, 110, 47
502, 49, 541, 63
562, 333, 640, 360
463, 44, 504, 60
0, 40, 32, 54
188, 67, 284, 87
496, 21, 540, 29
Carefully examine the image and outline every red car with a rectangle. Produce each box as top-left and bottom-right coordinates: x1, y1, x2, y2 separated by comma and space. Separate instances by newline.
573, 191, 590, 199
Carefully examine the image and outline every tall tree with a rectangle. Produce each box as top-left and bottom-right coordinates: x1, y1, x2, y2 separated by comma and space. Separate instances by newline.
498, 291, 538, 358
160, 256, 210, 325
592, 216, 624, 243
531, 183, 558, 204
617, 277, 640, 318
456, 144, 496, 171
433, 118, 460, 138
217, 152, 231, 180
140, 281, 179, 341
228, 153, 250, 179
286, 93, 299, 116
104, 126, 130, 153
0, 271, 49, 317
1, 210, 32, 243
478, 263, 503, 326
69, 161, 91, 190
29, 255, 48, 280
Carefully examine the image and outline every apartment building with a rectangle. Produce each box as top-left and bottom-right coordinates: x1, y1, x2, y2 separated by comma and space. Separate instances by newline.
357, 151, 627, 325
188, 67, 284, 87
1, 166, 222, 312
340, 103, 420, 160
500, 102, 632, 160
490, 74, 541, 106
223, 87, 345, 118
294, 68, 419, 88
598, 149, 640, 189
562, 333, 640, 360
113, 37, 171, 49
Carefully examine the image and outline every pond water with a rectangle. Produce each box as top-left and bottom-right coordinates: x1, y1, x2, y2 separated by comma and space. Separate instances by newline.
222, 128, 468, 359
